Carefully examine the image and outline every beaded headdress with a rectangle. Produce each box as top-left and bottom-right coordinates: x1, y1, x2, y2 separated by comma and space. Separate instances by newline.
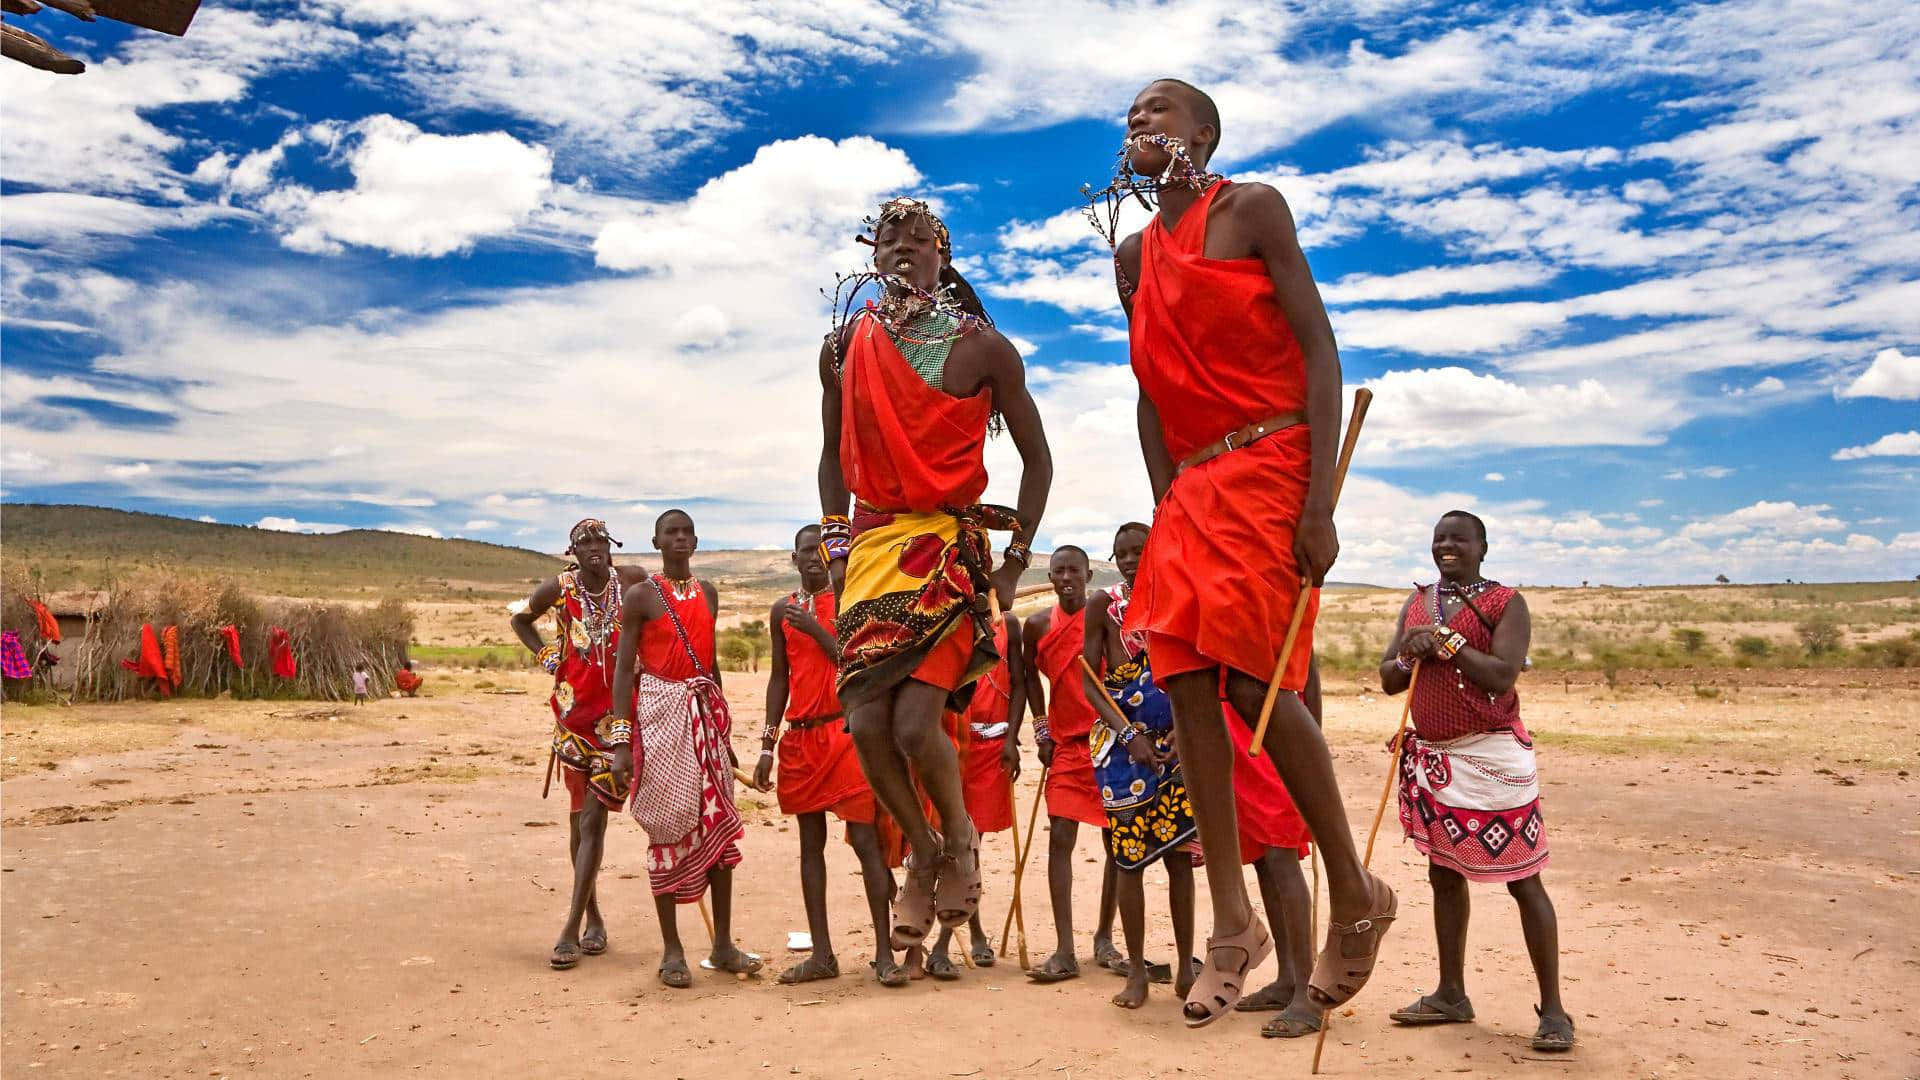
567, 517, 621, 553
825, 195, 987, 380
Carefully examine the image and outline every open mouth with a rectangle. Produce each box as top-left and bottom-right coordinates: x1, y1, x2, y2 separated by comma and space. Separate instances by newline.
893, 258, 915, 273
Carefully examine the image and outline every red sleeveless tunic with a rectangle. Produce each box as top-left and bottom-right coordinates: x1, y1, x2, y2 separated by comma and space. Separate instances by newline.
960, 619, 1015, 834
639, 575, 715, 680
783, 590, 842, 722
839, 309, 992, 512
1123, 179, 1318, 689
1037, 604, 1103, 827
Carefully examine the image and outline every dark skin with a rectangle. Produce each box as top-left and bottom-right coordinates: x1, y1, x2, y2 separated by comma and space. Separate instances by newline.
1112, 79, 1378, 1016
1021, 548, 1119, 980
511, 534, 630, 965
1379, 515, 1568, 1041
1238, 659, 1326, 1037
817, 208, 1053, 933
1083, 526, 1198, 1009
928, 613, 1028, 976
760, 527, 898, 984
605, 511, 755, 987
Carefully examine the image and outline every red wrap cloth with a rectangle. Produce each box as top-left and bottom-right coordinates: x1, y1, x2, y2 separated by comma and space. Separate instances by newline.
1400, 584, 1523, 742
1225, 702, 1312, 862
28, 599, 60, 643
218, 625, 243, 668
638, 578, 717, 679
269, 627, 297, 679
1037, 604, 1103, 826
161, 625, 182, 689
961, 620, 1016, 833
395, 668, 422, 695
120, 623, 172, 696
777, 590, 873, 821
839, 308, 992, 513
549, 570, 627, 812
1123, 178, 1318, 690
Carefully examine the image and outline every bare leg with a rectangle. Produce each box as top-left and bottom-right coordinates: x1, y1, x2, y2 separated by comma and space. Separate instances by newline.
1093, 837, 1120, 967
1251, 850, 1322, 1034
847, 822, 904, 982
706, 866, 757, 973
849, 694, 938, 857
1508, 874, 1566, 1020
1163, 671, 1258, 947
1429, 863, 1471, 1006
778, 813, 840, 983
889, 680, 974, 861
1112, 868, 1149, 1008
1168, 852, 1197, 998
554, 798, 607, 960
1033, 816, 1080, 979
655, 894, 690, 987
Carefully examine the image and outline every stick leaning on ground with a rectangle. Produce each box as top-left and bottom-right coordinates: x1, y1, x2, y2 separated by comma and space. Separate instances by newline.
1249, 387, 1374, 759
1310, 660, 1420, 1074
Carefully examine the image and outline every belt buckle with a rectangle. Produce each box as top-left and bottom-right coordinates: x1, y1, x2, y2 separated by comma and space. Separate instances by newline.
1221, 428, 1242, 453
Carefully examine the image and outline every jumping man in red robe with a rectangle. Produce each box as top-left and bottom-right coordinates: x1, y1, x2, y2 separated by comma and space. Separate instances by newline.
1104, 79, 1395, 1026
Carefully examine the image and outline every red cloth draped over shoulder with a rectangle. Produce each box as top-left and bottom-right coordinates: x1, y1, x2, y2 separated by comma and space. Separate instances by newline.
269, 627, 297, 679
838, 309, 992, 512
1035, 605, 1097, 741
776, 590, 872, 819
28, 599, 60, 643
1123, 178, 1318, 689
219, 625, 243, 667
638, 576, 716, 679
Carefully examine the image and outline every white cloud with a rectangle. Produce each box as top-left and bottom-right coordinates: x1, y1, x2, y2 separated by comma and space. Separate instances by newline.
1837, 347, 1920, 400
380, 523, 443, 538
1358, 367, 1676, 456
258, 116, 554, 257
104, 462, 152, 479
1680, 500, 1845, 540
1321, 261, 1555, 304
1070, 322, 1130, 343
1724, 375, 1786, 397
1833, 430, 1920, 461
0, 193, 225, 245
463, 519, 499, 530
1484, 472, 1506, 482
257, 516, 350, 534
197, 515, 217, 523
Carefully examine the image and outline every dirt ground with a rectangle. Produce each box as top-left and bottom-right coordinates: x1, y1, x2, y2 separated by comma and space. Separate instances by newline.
4, 669, 1917, 1079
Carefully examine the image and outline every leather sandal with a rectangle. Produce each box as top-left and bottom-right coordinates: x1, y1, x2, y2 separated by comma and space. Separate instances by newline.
1308, 873, 1397, 1009
934, 825, 982, 930
890, 834, 945, 949
1182, 914, 1272, 1028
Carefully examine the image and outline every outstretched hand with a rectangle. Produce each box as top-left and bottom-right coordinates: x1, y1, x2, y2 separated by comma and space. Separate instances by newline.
999, 737, 1021, 781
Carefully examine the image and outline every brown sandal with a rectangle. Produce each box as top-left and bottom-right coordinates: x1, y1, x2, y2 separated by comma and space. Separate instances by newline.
1308, 873, 1397, 1009
934, 825, 981, 929
1182, 914, 1272, 1028
890, 836, 945, 949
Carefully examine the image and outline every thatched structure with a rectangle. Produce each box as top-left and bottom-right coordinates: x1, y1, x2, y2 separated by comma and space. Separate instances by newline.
1, 0, 200, 75
2, 565, 413, 703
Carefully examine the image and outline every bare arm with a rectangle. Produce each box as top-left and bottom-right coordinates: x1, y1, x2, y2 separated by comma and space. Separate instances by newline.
1080, 591, 1125, 736
703, 579, 723, 692
764, 600, 790, 745
510, 576, 562, 656
1138, 391, 1176, 505
784, 605, 840, 660
1022, 609, 1050, 731
1002, 615, 1027, 742
981, 331, 1053, 606
607, 582, 654, 723
817, 336, 852, 597
1453, 593, 1530, 696
1245, 184, 1343, 585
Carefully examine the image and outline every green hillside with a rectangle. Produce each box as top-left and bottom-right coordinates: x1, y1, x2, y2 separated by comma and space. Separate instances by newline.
1, 504, 564, 599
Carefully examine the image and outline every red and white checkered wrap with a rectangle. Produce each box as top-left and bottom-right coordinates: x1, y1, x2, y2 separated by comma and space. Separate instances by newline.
630, 673, 731, 844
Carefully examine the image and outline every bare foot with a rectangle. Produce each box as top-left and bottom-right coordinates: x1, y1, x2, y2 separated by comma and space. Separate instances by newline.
905, 946, 928, 981
1111, 967, 1150, 1009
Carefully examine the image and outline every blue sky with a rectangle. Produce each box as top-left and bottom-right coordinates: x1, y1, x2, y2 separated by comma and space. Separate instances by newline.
2, 1, 1915, 585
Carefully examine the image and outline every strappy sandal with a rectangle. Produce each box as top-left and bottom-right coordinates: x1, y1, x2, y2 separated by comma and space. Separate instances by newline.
1182, 914, 1272, 1028
1530, 1006, 1575, 1051
925, 952, 962, 981
969, 938, 997, 967
934, 826, 981, 930
1261, 1007, 1324, 1039
1390, 993, 1474, 1025
891, 838, 945, 950
1308, 873, 1397, 1009
549, 941, 582, 970
579, 927, 608, 956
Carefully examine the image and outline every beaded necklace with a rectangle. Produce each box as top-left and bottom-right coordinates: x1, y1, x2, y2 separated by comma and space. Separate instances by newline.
1429, 578, 1499, 696
1080, 133, 1225, 296
664, 574, 701, 603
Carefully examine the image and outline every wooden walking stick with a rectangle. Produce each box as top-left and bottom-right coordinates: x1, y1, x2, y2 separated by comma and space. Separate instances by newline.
541, 744, 556, 798
1311, 661, 1420, 1074
1003, 777, 1032, 970
1249, 387, 1373, 759
1000, 764, 1050, 964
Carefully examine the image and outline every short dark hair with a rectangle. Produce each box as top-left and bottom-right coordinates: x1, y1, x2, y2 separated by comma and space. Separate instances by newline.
654, 508, 692, 535
1154, 78, 1221, 165
1114, 521, 1151, 543
1440, 509, 1488, 543
1051, 544, 1090, 567
794, 523, 820, 549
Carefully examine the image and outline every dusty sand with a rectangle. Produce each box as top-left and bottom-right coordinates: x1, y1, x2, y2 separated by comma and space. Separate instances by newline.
4, 669, 1916, 1079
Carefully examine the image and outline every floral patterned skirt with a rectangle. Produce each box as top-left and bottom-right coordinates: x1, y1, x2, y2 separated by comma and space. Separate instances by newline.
1093, 655, 1197, 870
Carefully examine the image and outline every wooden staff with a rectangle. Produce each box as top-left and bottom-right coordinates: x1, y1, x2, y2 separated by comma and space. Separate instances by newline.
699, 896, 716, 940
1311, 661, 1420, 1074
1074, 655, 1132, 732
1249, 387, 1373, 759
1003, 778, 1032, 970
733, 766, 770, 792
541, 745, 556, 799
999, 765, 1050, 965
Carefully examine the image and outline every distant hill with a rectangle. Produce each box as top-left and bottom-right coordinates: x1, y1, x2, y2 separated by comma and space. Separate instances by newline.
1, 504, 565, 599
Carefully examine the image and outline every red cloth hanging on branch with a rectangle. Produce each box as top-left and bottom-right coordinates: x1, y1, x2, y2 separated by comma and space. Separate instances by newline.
28, 599, 61, 643
219, 625, 243, 668
119, 624, 172, 696
269, 627, 297, 679
162, 625, 183, 689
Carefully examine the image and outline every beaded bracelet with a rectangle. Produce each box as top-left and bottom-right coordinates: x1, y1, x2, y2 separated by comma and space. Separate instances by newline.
819, 516, 853, 562
1117, 724, 1138, 746
605, 720, 632, 746
1433, 629, 1468, 661
536, 643, 560, 674
1033, 715, 1051, 743
1003, 540, 1032, 567
1393, 654, 1415, 673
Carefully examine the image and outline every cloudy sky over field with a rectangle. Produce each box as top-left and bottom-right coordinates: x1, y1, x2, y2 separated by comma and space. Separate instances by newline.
2, 1, 1916, 585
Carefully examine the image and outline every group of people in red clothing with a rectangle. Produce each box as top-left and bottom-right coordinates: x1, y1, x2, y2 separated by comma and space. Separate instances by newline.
509, 76, 1572, 1053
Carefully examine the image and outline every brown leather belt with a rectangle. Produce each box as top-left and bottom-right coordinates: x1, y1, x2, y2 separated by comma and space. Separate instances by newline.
1175, 411, 1306, 476
784, 712, 845, 732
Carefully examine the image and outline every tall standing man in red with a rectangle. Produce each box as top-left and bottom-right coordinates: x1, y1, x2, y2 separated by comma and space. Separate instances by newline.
757, 524, 899, 984
1100, 79, 1394, 1026
818, 197, 1052, 958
